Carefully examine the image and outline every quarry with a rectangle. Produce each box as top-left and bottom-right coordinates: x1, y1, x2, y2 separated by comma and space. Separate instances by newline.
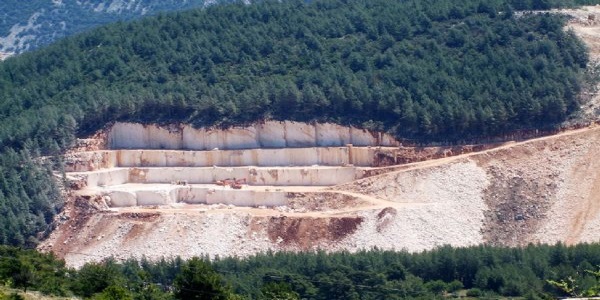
38, 120, 600, 268
37, 7, 600, 268
64, 121, 401, 207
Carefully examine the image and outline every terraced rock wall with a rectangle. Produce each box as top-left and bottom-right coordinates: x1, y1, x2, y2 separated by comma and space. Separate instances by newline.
71, 166, 364, 188
105, 186, 288, 207
108, 121, 400, 150
65, 147, 382, 172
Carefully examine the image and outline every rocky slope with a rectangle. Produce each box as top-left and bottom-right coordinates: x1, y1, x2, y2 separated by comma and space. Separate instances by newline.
343, 125, 600, 247
558, 6, 600, 123
0, 0, 223, 56
39, 123, 600, 268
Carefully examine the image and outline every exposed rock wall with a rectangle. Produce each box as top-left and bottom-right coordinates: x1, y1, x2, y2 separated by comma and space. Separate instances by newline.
108, 121, 400, 150
70, 166, 364, 187
115, 148, 355, 168
72, 168, 129, 187
104, 186, 288, 207
65, 151, 117, 172
64, 147, 381, 172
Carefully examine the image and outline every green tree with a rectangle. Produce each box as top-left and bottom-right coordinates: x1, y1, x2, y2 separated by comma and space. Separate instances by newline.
71, 260, 124, 298
425, 280, 447, 295
95, 285, 134, 300
260, 282, 300, 300
173, 257, 234, 300
11, 260, 35, 293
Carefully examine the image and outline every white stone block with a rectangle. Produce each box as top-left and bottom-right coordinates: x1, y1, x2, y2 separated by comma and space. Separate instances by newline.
257, 121, 286, 148
284, 121, 316, 147
350, 127, 378, 146
136, 190, 170, 206
182, 125, 207, 150
316, 123, 351, 146
318, 147, 349, 166
109, 123, 147, 149
224, 127, 260, 149
82, 169, 129, 187
146, 125, 183, 149
177, 187, 209, 204
107, 191, 137, 207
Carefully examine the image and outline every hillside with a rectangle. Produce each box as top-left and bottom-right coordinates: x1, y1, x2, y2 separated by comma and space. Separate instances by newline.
0, 0, 599, 251
3, 0, 594, 59
0, 0, 593, 149
2, 1, 600, 299
0, 0, 228, 57
36, 3, 600, 269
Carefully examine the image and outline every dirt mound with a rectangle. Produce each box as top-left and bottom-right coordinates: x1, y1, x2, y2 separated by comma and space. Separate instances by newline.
285, 192, 368, 212
266, 216, 363, 247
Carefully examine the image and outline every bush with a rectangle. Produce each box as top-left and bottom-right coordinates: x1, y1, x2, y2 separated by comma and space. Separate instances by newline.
466, 288, 482, 297
0, 293, 24, 300
447, 280, 464, 292
425, 280, 447, 294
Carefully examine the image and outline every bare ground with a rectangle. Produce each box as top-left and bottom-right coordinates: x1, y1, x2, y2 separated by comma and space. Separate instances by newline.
559, 6, 600, 123
40, 125, 600, 267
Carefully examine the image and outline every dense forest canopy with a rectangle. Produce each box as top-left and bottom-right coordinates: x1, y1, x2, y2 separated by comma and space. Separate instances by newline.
4, 243, 600, 299
0, 0, 598, 248
0, 0, 595, 149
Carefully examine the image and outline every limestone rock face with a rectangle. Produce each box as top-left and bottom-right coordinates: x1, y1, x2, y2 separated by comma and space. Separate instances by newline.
50, 120, 412, 268
257, 122, 286, 148
316, 123, 351, 146
108, 121, 400, 150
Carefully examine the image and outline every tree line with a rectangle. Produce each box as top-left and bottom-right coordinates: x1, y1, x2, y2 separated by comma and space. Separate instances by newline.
4, 243, 600, 299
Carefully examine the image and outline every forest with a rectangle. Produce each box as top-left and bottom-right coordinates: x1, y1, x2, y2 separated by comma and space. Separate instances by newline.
3, 243, 600, 299
0, 0, 596, 151
0, 0, 599, 271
